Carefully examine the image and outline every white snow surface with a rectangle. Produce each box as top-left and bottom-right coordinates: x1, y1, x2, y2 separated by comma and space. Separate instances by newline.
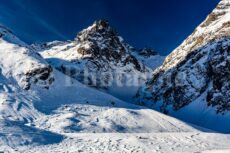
12, 133, 230, 153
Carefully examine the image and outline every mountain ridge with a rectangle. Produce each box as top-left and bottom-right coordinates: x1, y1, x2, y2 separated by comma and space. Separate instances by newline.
134, 0, 230, 132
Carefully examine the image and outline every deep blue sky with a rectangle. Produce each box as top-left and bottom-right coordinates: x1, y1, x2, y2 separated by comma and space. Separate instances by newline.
0, 0, 220, 55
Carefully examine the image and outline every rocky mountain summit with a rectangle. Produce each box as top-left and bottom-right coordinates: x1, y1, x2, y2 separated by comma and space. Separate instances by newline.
38, 20, 147, 83
35, 20, 164, 100
135, 0, 230, 114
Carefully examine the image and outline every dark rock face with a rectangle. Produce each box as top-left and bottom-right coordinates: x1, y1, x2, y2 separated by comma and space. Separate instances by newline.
206, 44, 230, 113
124, 55, 142, 71
75, 20, 131, 61
24, 66, 54, 90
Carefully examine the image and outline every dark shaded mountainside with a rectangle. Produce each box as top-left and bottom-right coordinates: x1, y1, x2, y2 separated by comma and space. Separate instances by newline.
134, 0, 230, 132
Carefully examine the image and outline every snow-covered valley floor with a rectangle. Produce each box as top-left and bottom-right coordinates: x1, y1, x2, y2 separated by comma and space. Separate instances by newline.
1, 102, 230, 153
3, 132, 230, 153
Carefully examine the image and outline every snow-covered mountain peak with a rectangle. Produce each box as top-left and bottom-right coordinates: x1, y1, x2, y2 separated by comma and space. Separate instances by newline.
36, 20, 165, 101
76, 20, 114, 42
74, 19, 131, 60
